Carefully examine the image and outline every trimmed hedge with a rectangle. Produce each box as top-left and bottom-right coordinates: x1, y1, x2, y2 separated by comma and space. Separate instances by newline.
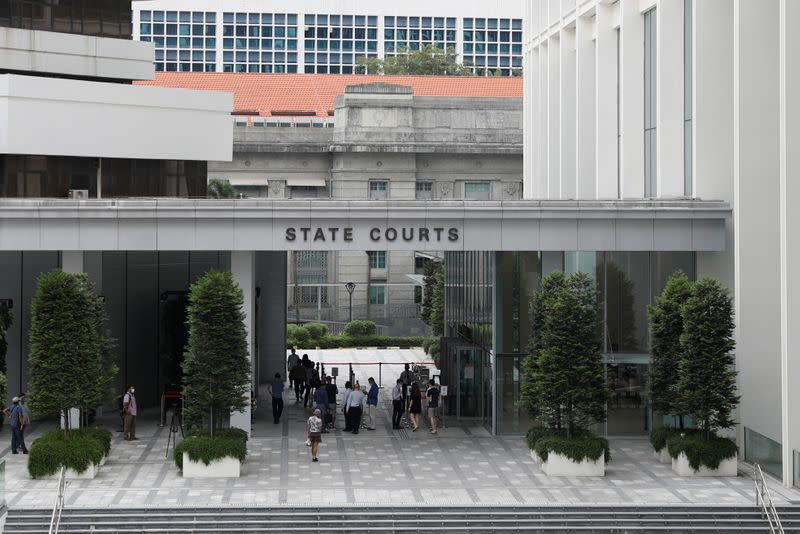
287, 335, 434, 350
667, 432, 738, 471
174, 428, 248, 471
343, 320, 377, 337
650, 427, 699, 452
526, 427, 611, 464
28, 427, 111, 478
302, 322, 329, 339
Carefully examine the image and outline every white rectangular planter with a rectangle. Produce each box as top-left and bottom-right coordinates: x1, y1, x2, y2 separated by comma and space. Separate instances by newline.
671, 452, 738, 477
541, 452, 605, 477
530, 450, 542, 463
654, 448, 672, 464
182, 453, 241, 478
41, 461, 101, 480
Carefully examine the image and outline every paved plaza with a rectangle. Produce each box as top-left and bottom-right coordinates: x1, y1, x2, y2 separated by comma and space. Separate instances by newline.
3, 385, 800, 511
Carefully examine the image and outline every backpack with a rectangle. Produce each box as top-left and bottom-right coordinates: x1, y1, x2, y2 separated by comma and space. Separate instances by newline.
310, 369, 321, 388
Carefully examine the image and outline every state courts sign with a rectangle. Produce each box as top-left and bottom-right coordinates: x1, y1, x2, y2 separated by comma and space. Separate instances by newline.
285, 226, 460, 244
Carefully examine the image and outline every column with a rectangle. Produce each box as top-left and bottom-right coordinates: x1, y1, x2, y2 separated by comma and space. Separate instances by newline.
548, 36, 561, 198
60, 251, 83, 429
230, 251, 254, 435
596, 2, 619, 199
575, 14, 596, 199
618, 0, 645, 198
656, 0, 686, 197
537, 43, 550, 198
560, 27, 577, 199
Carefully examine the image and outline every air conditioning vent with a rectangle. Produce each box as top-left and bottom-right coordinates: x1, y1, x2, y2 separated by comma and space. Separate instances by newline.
68, 189, 89, 199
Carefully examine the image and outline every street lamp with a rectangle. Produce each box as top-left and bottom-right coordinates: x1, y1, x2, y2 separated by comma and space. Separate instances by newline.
344, 282, 356, 323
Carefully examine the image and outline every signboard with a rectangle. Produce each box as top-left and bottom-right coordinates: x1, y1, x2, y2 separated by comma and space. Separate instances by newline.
440, 385, 448, 396
331, 367, 339, 377
285, 226, 459, 243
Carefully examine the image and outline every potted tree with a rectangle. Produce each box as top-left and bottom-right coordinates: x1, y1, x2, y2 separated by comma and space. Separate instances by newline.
648, 271, 693, 463
668, 278, 739, 476
176, 270, 250, 478
521, 272, 610, 477
26, 270, 115, 479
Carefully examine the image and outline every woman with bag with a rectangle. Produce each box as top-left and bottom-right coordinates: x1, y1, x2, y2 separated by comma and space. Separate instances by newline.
408, 383, 422, 431
307, 408, 323, 462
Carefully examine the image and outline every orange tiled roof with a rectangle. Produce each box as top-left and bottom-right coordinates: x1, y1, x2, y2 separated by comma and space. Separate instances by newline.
136, 73, 523, 117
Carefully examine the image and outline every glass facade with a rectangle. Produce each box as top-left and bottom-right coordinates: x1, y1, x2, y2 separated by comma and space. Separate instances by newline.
304, 14, 377, 73
0, 155, 207, 198
384, 16, 456, 55
221, 12, 298, 73
139, 10, 217, 72
0, 0, 132, 39
462, 17, 523, 76
744, 427, 783, 480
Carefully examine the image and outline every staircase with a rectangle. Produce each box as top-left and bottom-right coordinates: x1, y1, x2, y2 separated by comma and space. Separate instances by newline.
6, 505, 800, 533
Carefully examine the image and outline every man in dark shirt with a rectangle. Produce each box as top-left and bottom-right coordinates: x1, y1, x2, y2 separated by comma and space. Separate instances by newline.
325, 377, 338, 429
426, 379, 440, 435
268, 373, 285, 424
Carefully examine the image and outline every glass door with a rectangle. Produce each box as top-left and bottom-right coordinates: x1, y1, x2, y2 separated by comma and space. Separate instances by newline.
457, 347, 483, 420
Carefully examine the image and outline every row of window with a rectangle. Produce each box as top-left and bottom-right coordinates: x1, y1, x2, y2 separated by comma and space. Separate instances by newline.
2, 0, 132, 39
369, 181, 492, 200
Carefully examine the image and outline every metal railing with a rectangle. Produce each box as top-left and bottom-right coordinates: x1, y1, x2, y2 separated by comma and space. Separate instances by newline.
48, 466, 67, 534
753, 463, 784, 534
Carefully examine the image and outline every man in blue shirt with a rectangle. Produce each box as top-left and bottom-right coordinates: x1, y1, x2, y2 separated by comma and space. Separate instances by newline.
366, 377, 379, 430
268, 373, 285, 424
9, 396, 28, 454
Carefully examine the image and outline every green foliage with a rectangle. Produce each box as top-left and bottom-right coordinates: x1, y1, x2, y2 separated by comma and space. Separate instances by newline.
302, 322, 329, 340
520, 271, 607, 437
183, 270, 250, 435
429, 263, 445, 337
173, 429, 248, 470
358, 45, 473, 75
343, 320, 378, 337
527, 428, 611, 464
420, 261, 438, 327
207, 179, 238, 199
287, 324, 310, 345
0, 373, 6, 410
648, 271, 693, 425
286, 334, 433, 350
28, 428, 109, 478
649, 427, 691, 452
676, 278, 738, 438
667, 432, 738, 470
27, 270, 117, 430
423, 338, 441, 367
0, 304, 11, 375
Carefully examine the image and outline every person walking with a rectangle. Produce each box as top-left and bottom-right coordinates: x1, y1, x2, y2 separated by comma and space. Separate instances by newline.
426, 379, 440, 434
391, 379, 403, 429
268, 373, 285, 424
314, 381, 329, 433
291, 363, 306, 402
123, 384, 138, 441
408, 383, 422, 432
366, 377, 379, 430
342, 381, 353, 431
307, 408, 323, 462
302, 355, 314, 407
325, 377, 338, 429
9, 397, 28, 454
18, 392, 31, 428
345, 383, 365, 434
400, 364, 414, 406
287, 349, 300, 389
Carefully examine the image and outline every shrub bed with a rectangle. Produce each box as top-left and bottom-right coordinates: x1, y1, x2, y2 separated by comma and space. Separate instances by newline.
667, 432, 738, 471
28, 427, 111, 478
650, 427, 699, 452
174, 428, 248, 471
526, 428, 611, 464
287, 335, 434, 350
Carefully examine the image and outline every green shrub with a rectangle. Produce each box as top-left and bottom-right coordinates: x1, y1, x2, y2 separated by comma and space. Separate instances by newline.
650, 427, 699, 452
285, 335, 433, 350
343, 320, 377, 337
174, 430, 248, 471
667, 433, 738, 470
290, 326, 310, 344
302, 322, 329, 339
526, 428, 610, 464
28, 429, 107, 478
78, 426, 113, 457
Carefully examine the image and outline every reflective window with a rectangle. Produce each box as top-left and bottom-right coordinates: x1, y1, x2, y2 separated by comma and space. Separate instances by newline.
464, 182, 491, 200
2, 0, 132, 39
415, 180, 433, 200
368, 251, 386, 269
140, 9, 217, 72
369, 181, 388, 199
461, 18, 522, 76
369, 284, 386, 305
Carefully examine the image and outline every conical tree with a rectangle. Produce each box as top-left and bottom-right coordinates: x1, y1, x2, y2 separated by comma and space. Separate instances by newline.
520, 271, 607, 437
676, 278, 738, 440
429, 263, 445, 336
647, 271, 693, 428
182, 270, 250, 436
28, 270, 115, 431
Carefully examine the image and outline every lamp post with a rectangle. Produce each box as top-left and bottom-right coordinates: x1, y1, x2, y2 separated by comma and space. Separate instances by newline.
344, 282, 356, 323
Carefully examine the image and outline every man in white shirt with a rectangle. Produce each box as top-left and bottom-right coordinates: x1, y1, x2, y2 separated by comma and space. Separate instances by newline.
391, 379, 403, 429
343, 381, 353, 431
346, 385, 365, 435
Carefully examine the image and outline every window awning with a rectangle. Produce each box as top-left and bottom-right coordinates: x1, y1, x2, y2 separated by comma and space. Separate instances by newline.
285, 176, 327, 187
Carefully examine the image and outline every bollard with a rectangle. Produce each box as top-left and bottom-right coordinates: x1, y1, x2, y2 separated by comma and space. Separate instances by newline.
379, 362, 382, 388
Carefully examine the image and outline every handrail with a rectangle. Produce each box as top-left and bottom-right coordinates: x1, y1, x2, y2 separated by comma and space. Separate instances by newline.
48, 465, 67, 534
753, 463, 784, 534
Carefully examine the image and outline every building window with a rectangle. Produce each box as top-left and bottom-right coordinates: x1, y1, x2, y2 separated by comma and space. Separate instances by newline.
684, 0, 693, 197
4, 0, 133, 39
368, 251, 386, 269
305, 13, 378, 74
289, 185, 319, 198
140, 10, 217, 72
644, 8, 657, 197
369, 180, 388, 199
464, 182, 491, 200
461, 17, 522, 76
415, 180, 433, 200
369, 284, 386, 304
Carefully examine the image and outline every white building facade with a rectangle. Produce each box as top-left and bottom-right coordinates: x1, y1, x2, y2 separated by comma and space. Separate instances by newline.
132, 0, 524, 75
524, 0, 800, 487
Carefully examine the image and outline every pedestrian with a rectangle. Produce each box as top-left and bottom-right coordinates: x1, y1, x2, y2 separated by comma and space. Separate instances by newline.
123, 384, 138, 441
291, 363, 306, 402
302, 355, 314, 407
325, 376, 338, 429
287, 349, 300, 389
268, 372, 284, 424
343, 381, 353, 431
9, 396, 28, 454
426, 379, 440, 434
345, 382, 365, 434
307, 408, 323, 462
400, 363, 414, 406
314, 381, 329, 432
18, 392, 31, 428
391, 379, 403, 429
366, 377, 379, 430
408, 383, 422, 431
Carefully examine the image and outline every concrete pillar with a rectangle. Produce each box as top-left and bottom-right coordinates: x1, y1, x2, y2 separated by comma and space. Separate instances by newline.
537, 44, 550, 198
619, 0, 645, 198
559, 27, 577, 199
230, 251, 254, 435
656, 0, 686, 197
547, 35, 561, 198
575, 14, 596, 199
596, 2, 619, 199
60, 251, 84, 429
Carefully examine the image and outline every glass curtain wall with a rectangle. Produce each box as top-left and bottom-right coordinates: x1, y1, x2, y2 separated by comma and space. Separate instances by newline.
0, 0, 133, 39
